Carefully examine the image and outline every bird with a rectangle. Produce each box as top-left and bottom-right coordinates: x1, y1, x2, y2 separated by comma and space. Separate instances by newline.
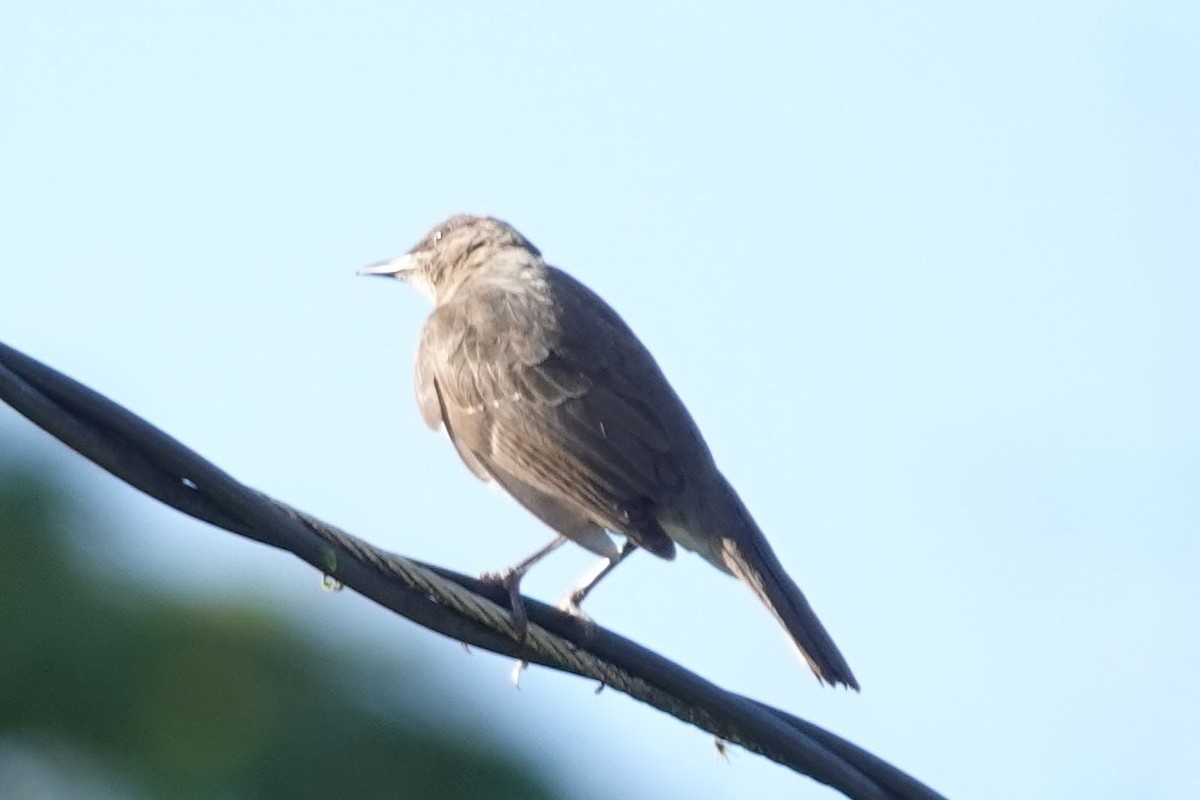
360, 214, 859, 690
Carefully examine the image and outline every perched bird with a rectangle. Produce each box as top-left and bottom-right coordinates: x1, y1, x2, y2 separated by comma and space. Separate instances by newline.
361, 215, 859, 690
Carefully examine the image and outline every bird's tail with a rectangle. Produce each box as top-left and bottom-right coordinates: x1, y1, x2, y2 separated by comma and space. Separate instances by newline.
710, 476, 860, 690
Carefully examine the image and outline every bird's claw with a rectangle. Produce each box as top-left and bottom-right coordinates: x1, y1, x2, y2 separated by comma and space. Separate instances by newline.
556, 593, 592, 622
482, 568, 530, 641
510, 658, 529, 688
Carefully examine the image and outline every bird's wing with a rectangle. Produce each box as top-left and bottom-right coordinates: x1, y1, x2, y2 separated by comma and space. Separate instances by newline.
415, 337, 491, 481
417, 286, 681, 559
414, 348, 444, 431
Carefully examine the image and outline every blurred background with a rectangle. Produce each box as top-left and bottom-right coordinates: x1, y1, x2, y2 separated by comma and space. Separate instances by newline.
1, 2, 1197, 798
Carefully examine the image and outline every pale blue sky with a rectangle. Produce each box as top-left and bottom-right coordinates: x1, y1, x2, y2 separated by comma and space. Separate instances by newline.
2, 3, 1197, 798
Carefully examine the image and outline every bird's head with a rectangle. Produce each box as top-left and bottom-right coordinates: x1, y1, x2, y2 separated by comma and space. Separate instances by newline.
359, 214, 542, 306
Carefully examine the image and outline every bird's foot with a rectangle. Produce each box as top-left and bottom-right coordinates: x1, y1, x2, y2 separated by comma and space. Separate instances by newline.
555, 591, 593, 622
481, 568, 530, 641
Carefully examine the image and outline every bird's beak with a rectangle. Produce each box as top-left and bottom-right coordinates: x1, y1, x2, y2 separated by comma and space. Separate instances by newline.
357, 253, 416, 279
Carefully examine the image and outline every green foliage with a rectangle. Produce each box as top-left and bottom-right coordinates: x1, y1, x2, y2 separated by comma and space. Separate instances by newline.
0, 464, 559, 800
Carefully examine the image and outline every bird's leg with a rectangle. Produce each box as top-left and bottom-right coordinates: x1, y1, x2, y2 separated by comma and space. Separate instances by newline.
559, 541, 639, 615
482, 536, 568, 640
509, 540, 638, 689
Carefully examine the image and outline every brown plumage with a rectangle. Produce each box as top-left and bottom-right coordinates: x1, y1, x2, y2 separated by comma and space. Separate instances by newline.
362, 214, 859, 690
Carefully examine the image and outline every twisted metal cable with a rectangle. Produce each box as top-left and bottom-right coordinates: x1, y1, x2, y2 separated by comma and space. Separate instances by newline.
0, 340, 946, 800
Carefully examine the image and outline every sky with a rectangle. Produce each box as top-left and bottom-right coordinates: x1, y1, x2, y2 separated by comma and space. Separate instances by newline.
2, 2, 1198, 798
